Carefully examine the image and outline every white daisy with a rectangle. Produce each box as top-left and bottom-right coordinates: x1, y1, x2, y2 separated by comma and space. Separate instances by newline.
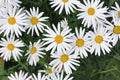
0, 6, 27, 37
71, 27, 90, 58
8, 70, 32, 80
50, 50, 80, 74
50, 72, 73, 80
109, 2, 120, 21
25, 7, 49, 36
26, 40, 45, 66
0, 36, 24, 61
49, 0, 80, 15
43, 23, 73, 54
106, 17, 120, 46
77, 0, 108, 28
60, 18, 68, 28
0, 0, 21, 7
87, 25, 112, 56
39, 65, 56, 79
32, 73, 46, 80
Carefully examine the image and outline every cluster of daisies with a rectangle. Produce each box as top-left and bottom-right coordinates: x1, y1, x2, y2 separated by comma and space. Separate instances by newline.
0, 0, 120, 80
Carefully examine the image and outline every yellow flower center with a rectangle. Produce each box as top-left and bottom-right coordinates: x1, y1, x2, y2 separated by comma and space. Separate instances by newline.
62, 0, 68, 3
95, 35, 103, 44
7, 44, 15, 51
46, 68, 52, 74
8, 17, 16, 25
55, 35, 63, 44
118, 11, 120, 18
30, 17, 39, 25
30, 47, 37, 54
113, 26, 120, 34
87, 7, 95, 16
76, 39, 84, 47
60, 54, 69, 63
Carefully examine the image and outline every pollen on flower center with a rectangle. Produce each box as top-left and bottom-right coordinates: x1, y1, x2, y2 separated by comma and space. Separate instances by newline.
95, 35, 103, 44
62, 0, 68, 3
87, 7, 95, 16
8, 17, 16, 25
60, 54, 69, 63
30, 47, 37, 54
7, 44, 15, 51
31, 17, 39, 25
113, 26, 120, 34
118, 11, 120, 18
55, 35, 63, 44
46, 68, 52, 74
76, 39, 84, 47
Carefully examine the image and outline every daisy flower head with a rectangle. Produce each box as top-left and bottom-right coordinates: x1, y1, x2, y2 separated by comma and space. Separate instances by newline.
8, 70, 32, 80
0, 36, 24, 61
109, 2, 120, 21
77, 0, 108, 28
71, 27, 90, 58
87, 25, 113, 56
60, 18, 68, 29
43, 23, 74, 54
39, 65, 56, 79
49, 0, 80, 15
25, 7, 49, 36
50, 49, 80, 74
1, 0, 21, 7
0, 6, 28, 37
50, 71, 73, 80
106, 17, 120, 46
32, 73, 46, 80
26, 40, 45, 66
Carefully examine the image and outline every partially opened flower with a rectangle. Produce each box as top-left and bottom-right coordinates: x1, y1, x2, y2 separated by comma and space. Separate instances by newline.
0, 6, 27, 37
43, 23, 73, 54
8, 70, 32, 80
49, 0, 80, 15
77, 0, 108, 28
39, 65, 56, 79
50, 50, 80, 74
87, 25, 113, 56
25, 7, 49, 36
0, 36, 24, 61
26, 40, 45, 66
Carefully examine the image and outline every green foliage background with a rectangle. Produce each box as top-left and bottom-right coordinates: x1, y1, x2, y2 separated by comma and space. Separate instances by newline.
1, 0, 120, 80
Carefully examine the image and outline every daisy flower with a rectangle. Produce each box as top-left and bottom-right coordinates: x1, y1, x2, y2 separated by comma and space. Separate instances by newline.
50, 71, 73, 80
43, 23, 73, 54
87, 25, 112, 56
77, 0, 108, 28
50, 50, 80, 74
32, 73, 46, 80
109, 2, 120, 20
71, 27, 90, 58
60, 18, 68, 28
25, 7, 49, 36
106, 17, 120, 46
49, 0, 80, 15
8, 70, 32, 80
0, 36, 24, 61
0, 0, 21, 7
39, 65, 56, 79
0, 6, 27, 37
25, 40, 45, 66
